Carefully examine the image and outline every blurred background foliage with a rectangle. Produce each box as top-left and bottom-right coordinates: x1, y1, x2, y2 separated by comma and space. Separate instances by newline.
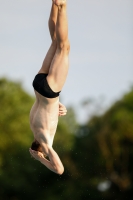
0, 78, 133, 200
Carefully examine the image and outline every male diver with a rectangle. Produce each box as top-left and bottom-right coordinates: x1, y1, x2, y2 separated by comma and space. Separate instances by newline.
29, 0, 70, 175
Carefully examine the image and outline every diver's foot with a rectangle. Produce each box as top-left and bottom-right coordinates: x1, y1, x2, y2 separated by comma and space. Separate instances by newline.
53, 0, 66, 6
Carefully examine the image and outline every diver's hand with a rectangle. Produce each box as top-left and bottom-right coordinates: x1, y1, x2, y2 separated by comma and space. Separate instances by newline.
29, 148, 44, 161
59, 102, 67, 116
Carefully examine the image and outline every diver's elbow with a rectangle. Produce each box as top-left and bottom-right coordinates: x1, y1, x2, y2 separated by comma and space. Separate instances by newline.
56, 166, 64, 175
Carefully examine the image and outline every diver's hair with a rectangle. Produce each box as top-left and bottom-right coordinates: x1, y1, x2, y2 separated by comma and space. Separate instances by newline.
31, 140, 42, 152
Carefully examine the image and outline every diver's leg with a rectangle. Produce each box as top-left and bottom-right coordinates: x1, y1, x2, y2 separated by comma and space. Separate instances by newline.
38, 2, 58, 74
47, 0, 70, 92
49, 1, 58, 41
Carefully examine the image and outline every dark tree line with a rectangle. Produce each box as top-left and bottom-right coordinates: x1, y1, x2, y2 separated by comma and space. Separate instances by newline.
0, 78, 133, 200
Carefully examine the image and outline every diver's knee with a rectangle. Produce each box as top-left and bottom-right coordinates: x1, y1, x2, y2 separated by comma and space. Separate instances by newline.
57, 40, 70, 53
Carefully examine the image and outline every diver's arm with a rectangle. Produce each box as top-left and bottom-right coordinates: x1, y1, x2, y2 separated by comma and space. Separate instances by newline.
29, 147, 64, 175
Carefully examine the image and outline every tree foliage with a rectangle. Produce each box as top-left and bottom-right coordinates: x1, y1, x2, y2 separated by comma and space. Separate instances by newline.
0, 78, 133, 200
84, 88, 133, 199
0, 78, 76, 200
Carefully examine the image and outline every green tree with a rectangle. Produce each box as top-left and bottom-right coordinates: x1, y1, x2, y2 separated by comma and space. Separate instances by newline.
67, 89, 133, 200
0, 78, 76, 200
1, 77, 133, 200
80, 88, 133, 199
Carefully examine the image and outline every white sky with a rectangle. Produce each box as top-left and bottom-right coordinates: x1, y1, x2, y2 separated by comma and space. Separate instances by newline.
0, 0, 133, 123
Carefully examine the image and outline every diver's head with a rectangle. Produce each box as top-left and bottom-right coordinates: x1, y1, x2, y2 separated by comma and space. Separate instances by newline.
31, 140, 47, 157
31, 140, 42, 152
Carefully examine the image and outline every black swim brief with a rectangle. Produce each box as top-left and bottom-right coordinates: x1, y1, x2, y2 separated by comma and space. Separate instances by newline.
32, 73, 61, 98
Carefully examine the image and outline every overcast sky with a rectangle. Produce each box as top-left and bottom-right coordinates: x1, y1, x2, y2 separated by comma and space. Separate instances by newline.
0, 0, 133, 123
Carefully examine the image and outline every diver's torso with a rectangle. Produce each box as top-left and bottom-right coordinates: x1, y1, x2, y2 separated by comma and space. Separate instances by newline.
30, 90, 59, 147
